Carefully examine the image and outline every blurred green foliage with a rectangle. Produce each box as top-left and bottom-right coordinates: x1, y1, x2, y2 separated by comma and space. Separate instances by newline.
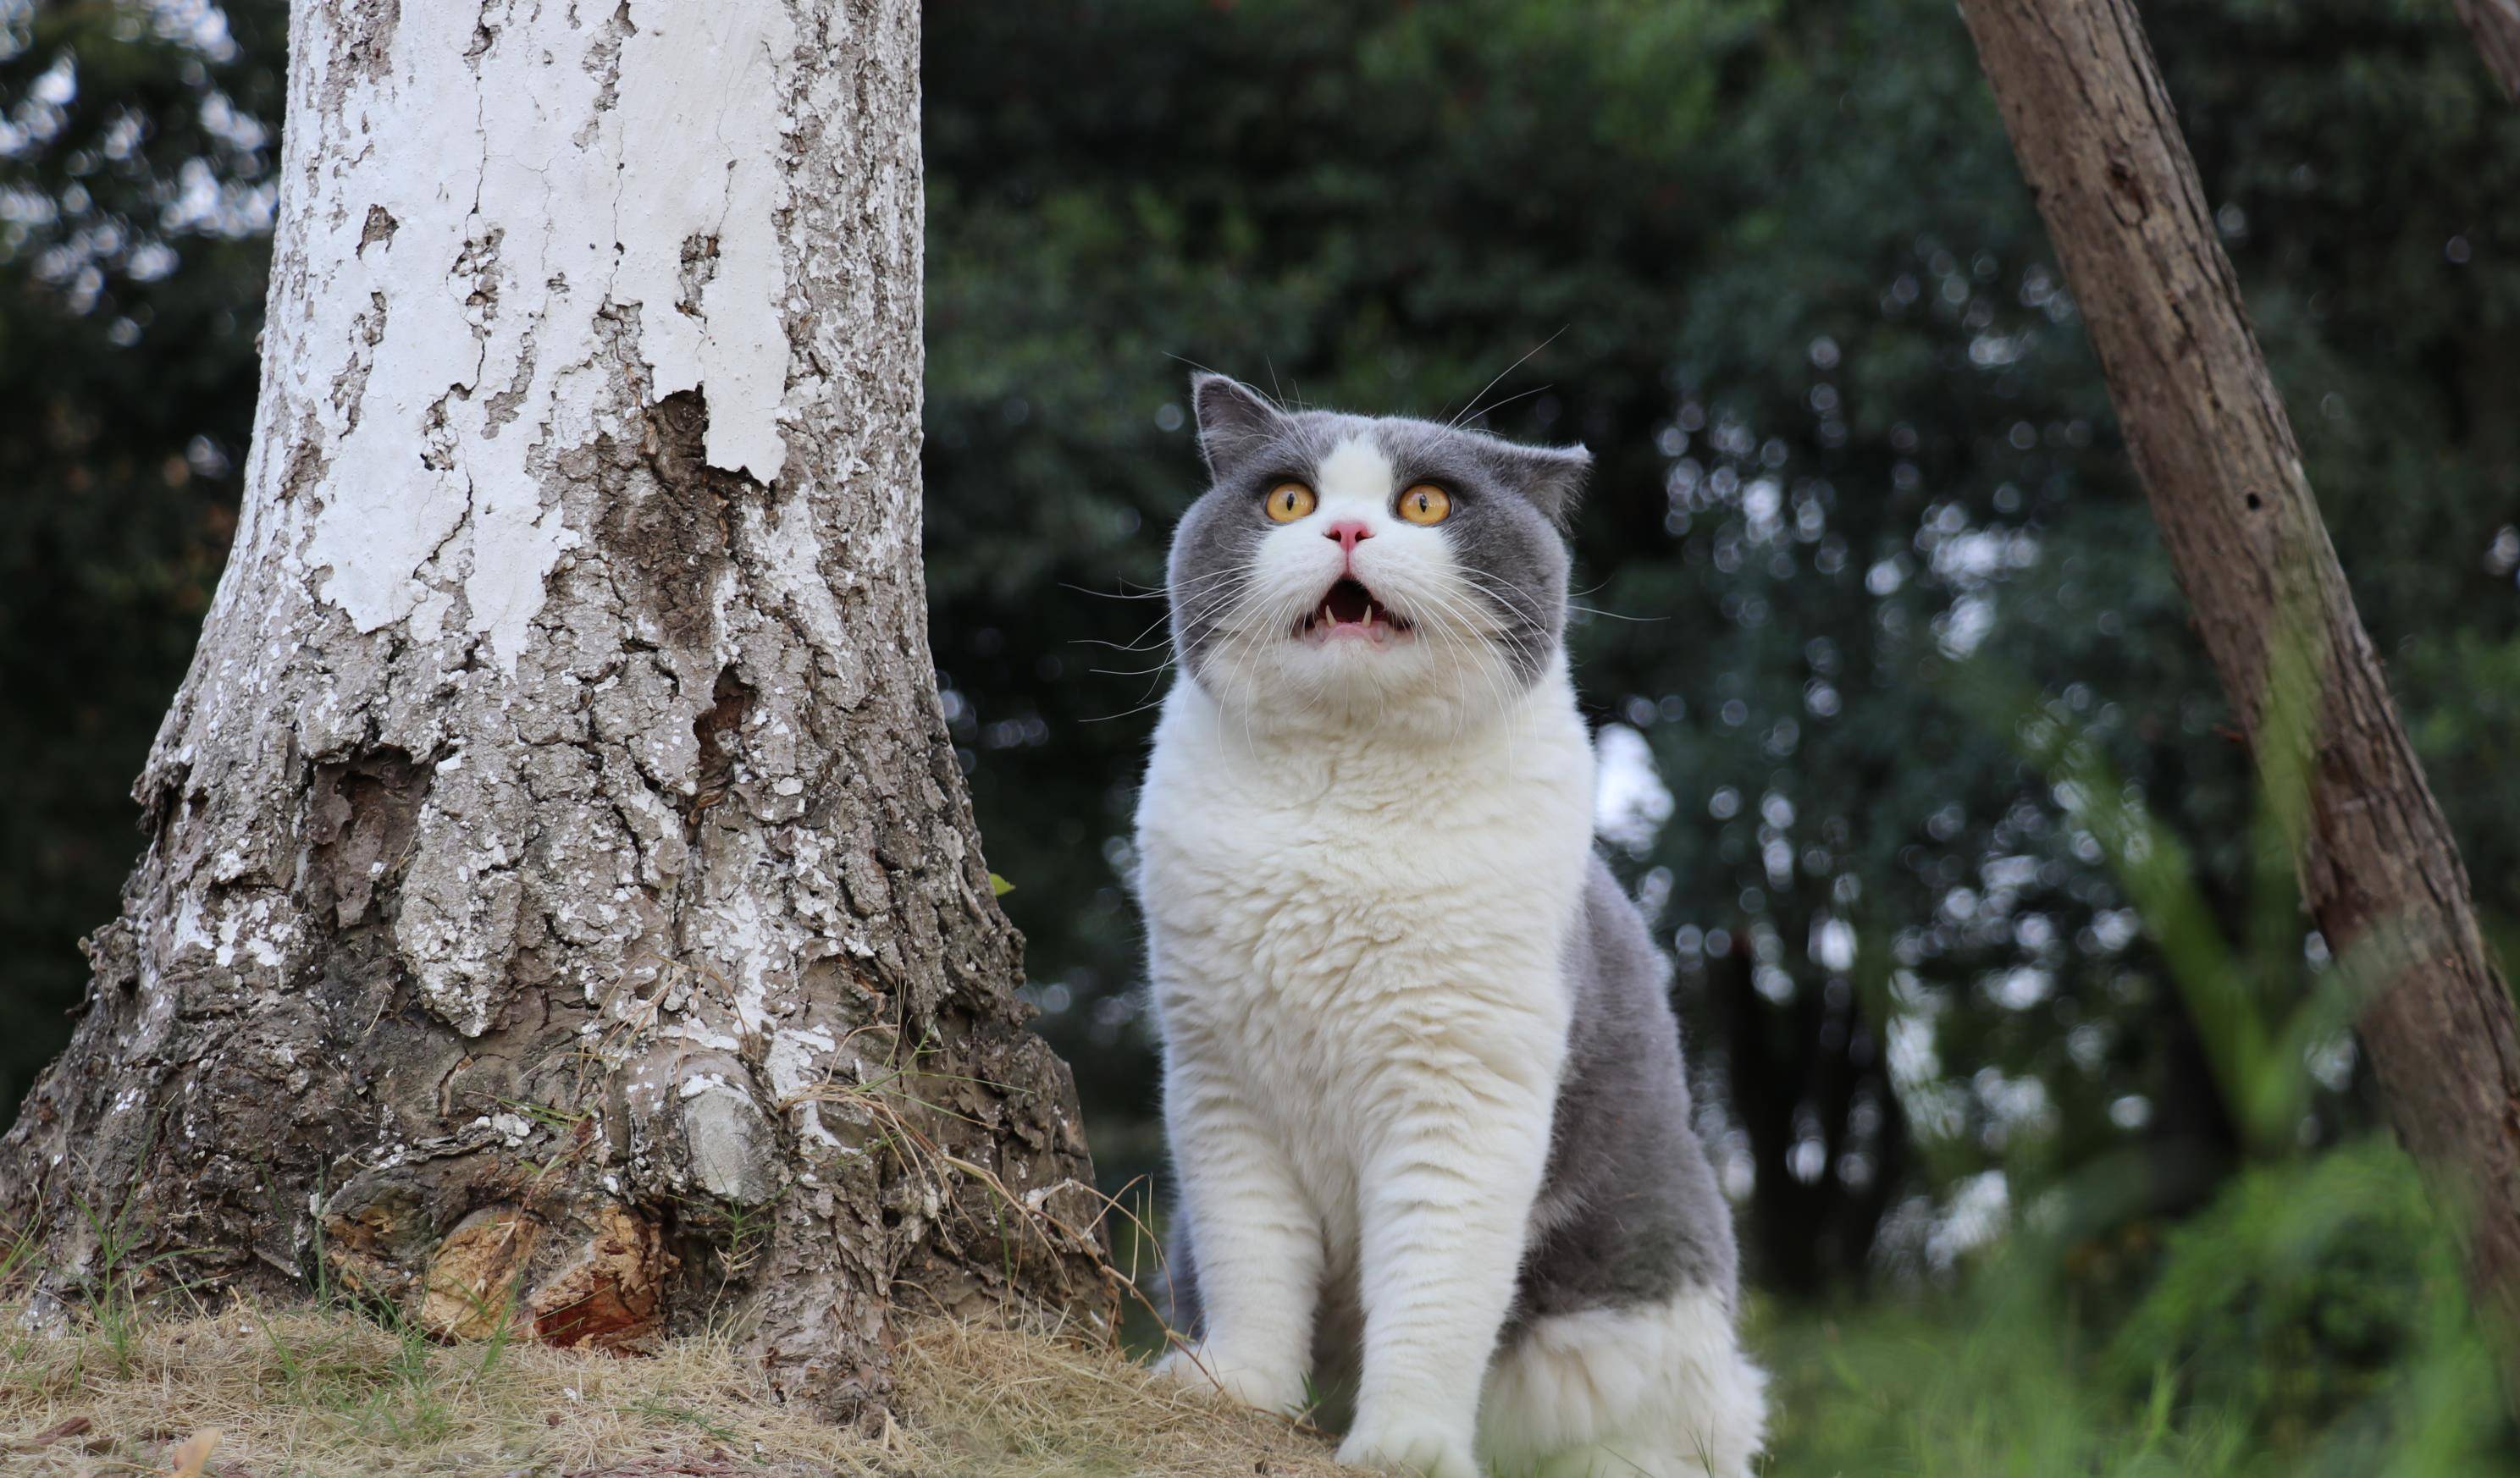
0, 0, 279, 1117
2103, 1142, 2472, 1455
7, 0, 2520, 1467
922, 0, 2520, 1292
1764, 1140, 2510, 1475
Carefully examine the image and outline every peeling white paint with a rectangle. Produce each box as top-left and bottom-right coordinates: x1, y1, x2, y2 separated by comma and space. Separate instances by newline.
765, 1024, 837, 1102
613, 6, 797, 481
290, 0, 797, 673
753, 498, 850, 656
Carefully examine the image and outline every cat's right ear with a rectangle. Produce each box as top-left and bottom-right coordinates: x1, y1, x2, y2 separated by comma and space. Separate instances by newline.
1190, 373, 1283, 477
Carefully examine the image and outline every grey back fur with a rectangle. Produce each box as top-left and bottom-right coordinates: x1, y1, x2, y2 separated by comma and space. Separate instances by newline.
1512, 852, 1740, 1325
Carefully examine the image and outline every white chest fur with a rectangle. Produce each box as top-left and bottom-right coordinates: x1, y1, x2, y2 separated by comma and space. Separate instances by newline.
1136, 665, 1597, 1129
1135, 662, 1598, 1468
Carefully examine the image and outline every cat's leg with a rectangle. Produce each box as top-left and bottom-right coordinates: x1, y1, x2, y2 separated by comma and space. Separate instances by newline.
1155, 1067, 1323, 1415
1479, 1286, 1768, 1478
1339, 1077, 1554, 1478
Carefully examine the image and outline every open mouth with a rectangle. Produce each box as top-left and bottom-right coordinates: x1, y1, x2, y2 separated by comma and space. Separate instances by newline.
1295, 576, 1413, 641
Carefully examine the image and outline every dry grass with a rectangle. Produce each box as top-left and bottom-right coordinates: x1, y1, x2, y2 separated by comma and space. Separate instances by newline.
895, 1321, 1350, 1478
0, 1299, 1346, 1478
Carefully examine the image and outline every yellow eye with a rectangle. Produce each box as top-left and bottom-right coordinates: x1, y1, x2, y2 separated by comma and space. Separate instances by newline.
1397, 483, 1452, 525
1264, 483, 1317, 522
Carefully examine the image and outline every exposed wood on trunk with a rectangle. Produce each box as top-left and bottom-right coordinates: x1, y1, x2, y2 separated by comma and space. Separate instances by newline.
1955, 0, 2520, 1410
2455, 0, 2520, 102
0, 0, 1110, 1411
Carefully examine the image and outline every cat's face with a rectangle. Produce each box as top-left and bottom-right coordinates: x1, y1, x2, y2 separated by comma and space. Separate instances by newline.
1167, 374, 1588, 731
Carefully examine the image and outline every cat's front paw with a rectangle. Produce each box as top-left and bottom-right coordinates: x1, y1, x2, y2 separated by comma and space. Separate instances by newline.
1336, 1412, 1478, 1478
1152, 1343, 1307, 1415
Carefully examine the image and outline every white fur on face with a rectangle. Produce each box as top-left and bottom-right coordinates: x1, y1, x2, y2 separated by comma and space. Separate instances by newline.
1200, 434, 1529, 736
1314, 433, 1395, 516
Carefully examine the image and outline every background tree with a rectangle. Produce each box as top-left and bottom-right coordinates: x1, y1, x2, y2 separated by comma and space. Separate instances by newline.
0, 0, 1104, 1409
1958, 0, 2520, 1407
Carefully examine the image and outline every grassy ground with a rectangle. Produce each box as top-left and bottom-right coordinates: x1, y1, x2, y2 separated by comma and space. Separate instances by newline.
0, 1298, 1351, 1478
8, 1139, 2512, 1476
1752, 1139, 2519, 1478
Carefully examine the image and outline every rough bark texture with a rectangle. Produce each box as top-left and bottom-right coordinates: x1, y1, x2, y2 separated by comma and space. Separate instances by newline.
0, 0, 1110, 1409
1958, 0, 2520, 1408
2455, 0, 2520, 102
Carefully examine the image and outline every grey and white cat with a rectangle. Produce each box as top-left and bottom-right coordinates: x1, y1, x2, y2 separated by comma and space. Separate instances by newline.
1135, 374, 1768, 1478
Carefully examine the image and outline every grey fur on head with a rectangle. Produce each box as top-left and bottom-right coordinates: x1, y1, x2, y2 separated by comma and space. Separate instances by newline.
1168, 373, 1593, 690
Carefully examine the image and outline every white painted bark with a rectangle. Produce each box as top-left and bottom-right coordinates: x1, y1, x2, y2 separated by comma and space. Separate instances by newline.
1, 0, 1108, 1407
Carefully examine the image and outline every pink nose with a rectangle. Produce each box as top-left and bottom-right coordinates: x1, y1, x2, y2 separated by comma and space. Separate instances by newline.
1324, 520, 1375, 554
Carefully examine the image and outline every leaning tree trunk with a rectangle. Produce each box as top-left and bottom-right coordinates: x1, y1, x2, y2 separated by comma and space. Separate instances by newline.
2454, 0, 2520, 102
1958, 0, 2520, 1412
0, 0, 1108, 1408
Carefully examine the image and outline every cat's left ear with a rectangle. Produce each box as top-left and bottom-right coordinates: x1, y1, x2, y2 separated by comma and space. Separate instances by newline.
1507, 443, 1593, 529
1189, 373, 1285, 477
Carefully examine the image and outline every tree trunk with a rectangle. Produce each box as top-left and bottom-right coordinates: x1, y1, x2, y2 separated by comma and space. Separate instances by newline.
0, 0, 1108, 1409
1705, 927, 1904, 1294
2454, 0, 2520, 102
1958, 0, 2520, 1409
